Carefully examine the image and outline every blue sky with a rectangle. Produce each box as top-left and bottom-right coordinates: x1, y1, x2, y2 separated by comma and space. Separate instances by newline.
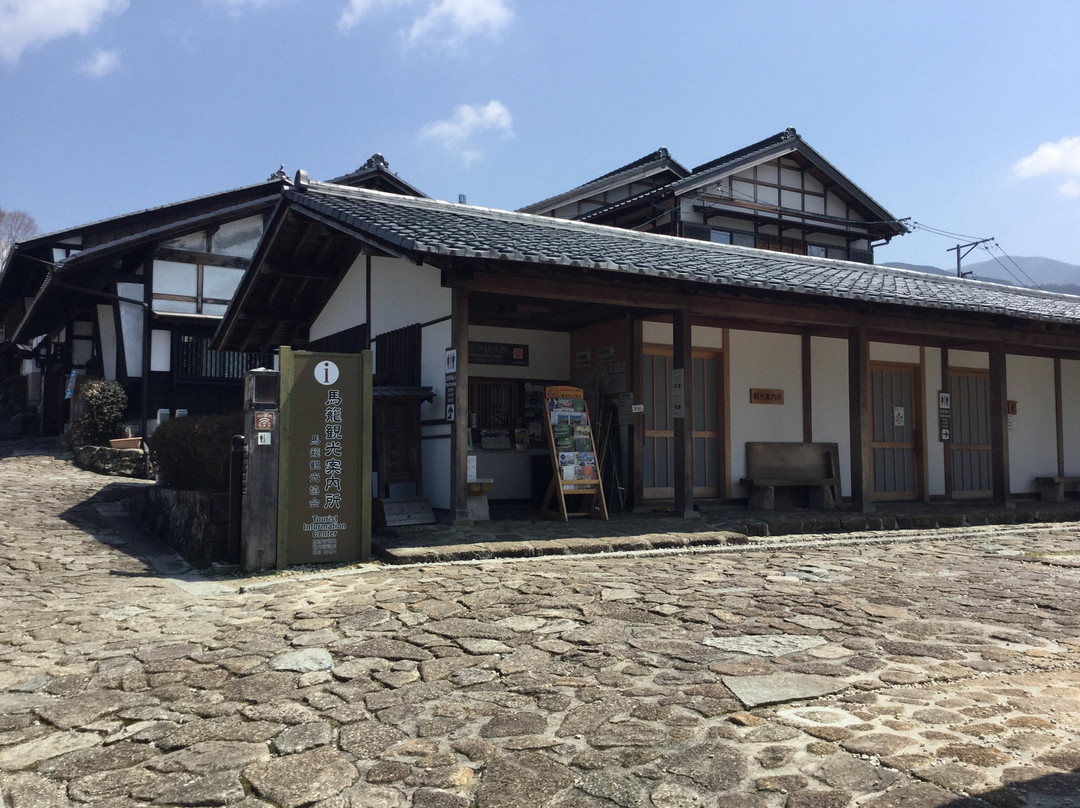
3, 0, 1080, 271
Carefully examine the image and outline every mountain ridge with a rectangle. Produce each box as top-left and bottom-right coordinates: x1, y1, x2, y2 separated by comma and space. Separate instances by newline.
883, 256, 1080, 296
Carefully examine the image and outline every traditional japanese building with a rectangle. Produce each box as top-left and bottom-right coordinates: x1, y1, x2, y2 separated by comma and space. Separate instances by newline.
215, 167, 1080, 518
0, 156, 423, 435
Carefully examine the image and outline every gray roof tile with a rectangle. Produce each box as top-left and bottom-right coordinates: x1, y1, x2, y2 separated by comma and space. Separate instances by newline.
292, 182, 1080, 327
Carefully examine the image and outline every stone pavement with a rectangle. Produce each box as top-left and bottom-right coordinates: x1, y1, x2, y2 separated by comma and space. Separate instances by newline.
2, 439, 1080, 808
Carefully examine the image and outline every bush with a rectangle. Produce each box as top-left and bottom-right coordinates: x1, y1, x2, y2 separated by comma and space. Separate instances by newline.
148, 412, 244, 490
73, 379, 127, 446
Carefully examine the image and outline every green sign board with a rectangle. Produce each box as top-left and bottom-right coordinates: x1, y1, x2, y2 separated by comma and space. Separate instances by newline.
277, 347, 372, 567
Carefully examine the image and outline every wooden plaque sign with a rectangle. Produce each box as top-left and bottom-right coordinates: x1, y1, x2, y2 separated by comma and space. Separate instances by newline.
750, 388, 785, 405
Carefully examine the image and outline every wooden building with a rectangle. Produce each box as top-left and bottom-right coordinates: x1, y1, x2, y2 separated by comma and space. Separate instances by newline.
0, 156, 423, 435
520, 128, 907, 264
215, 167, 1080, 521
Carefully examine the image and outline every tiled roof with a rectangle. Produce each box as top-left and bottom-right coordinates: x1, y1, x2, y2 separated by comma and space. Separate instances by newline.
518, 148, 689, 214
292, 181, 1080, 326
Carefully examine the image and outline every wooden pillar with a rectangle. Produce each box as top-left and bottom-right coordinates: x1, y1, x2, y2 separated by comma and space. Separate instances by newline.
672, 309, 698, 518
630, 316, 644, 510
1055, 357, 1065, 477
941, 346, 953, 498
450, 286, 470, 522
989, 343, 1011, 506
848, 326, 871, 511
140, 256, 153, 438
802, 334, 813, 442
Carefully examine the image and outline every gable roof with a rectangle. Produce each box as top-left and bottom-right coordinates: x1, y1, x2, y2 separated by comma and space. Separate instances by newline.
9, 196, 281, 343
520, 129, 907, 242
327, 153, 428, 198
217, 180, 1080, 352
0, 177, 291, 315
673, 127, 905, 238
518, 147, 690, 215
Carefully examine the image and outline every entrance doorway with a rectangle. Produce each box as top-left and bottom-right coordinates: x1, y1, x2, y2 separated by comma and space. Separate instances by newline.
948, 369, 992, 497
870, 363, 921, 500
642, 347, 722, 499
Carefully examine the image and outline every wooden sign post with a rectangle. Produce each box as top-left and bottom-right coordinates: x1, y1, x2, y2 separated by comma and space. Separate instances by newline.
540, 386, 609, 521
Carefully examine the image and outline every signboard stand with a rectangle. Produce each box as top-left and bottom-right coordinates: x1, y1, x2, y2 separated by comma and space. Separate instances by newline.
539, 386, 608, 522
277, 347, 372, 568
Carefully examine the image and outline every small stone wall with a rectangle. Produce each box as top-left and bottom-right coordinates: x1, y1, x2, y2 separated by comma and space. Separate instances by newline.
130, 487, 231, 569
73, 444, 148, 478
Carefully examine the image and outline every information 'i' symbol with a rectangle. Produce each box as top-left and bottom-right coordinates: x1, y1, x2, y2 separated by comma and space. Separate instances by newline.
315, 360, 340, 385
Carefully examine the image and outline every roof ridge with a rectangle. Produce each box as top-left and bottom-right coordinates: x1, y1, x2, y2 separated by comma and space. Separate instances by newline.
19, 177, 291, 246
297, 180, 974, 284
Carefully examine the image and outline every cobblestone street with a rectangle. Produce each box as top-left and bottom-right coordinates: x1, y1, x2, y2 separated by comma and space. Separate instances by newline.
2, 441, 1079, 807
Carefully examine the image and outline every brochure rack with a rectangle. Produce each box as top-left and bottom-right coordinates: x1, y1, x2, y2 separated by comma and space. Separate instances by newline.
540, 386, 609, 521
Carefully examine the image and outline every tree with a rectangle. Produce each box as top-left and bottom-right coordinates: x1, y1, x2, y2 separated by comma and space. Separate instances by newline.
0, 208, 39, 263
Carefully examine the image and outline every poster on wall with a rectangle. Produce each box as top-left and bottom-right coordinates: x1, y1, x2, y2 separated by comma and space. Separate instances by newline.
278, 347, 372, 566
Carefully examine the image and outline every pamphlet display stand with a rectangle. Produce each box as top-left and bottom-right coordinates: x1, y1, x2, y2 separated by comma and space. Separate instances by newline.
540, 386, 609, 521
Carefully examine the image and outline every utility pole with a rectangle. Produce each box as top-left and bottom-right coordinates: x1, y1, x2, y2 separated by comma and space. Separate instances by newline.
948, 238, 993, 278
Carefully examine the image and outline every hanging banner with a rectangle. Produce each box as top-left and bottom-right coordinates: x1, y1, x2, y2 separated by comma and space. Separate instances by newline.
277, 347, 372, 567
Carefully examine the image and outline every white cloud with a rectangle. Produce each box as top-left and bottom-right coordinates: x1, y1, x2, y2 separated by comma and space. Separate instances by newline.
1013, 136, 1080, 197
419, 100, 513, 165
80, 47, 119, 77
1060, 179, 1080, 198
212, 0, 282, 12
0, 0, 128, 64
338, 0, 408, 32
407, 0, 512, 45
338, 0, 511, 47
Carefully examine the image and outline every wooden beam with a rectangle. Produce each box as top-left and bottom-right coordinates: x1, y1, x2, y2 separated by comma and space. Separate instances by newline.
1055, 357, 1065, 477
989, 344, 1011, 507
630, 316, 644, 509
154, 247, 250, 270
848, 326, 871, 511
941, 346, 953, 499
802, 334, 813, 442
444, 265, 1080, 357
451, 287, 470, 522
672, 308, 697, 519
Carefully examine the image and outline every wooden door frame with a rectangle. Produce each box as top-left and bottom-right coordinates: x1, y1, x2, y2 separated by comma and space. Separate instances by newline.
868, 360, 926, 502
641, 343, 723, 499
945, 366, 993, 499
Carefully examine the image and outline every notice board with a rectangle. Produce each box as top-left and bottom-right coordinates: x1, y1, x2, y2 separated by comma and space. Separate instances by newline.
540, 385, 608, 521
277, 347, 372, 567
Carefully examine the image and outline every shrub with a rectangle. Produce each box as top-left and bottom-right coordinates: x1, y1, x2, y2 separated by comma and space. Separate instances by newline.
148, 412, 244, 490
73, 379, 127, 446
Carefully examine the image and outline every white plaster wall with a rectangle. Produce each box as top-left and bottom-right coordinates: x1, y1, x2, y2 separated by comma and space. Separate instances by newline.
96, 305, 117, 381
116, 283, 143, 377
729, 329, 804, 488
465, 325, 572, 502
869, 342, 919, 364
640, 322, 724, 350
421, 320, 453, 422
1063, 360, 1080, 475
1007, 354, 1056, 493
150, 329, 171, 372
421, 319, 453, 511
371, 258, 450, 334
309, 258, 367, 343
469, 325, 570, 380
421, 424, 452, 511
950, 350, 989, 370
923, 347, 945, 496
810, 336, 850, 496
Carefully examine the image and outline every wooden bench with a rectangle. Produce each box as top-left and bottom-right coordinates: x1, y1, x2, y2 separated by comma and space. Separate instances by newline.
741, 441, 840, 510
1034, 475, 1080, 503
